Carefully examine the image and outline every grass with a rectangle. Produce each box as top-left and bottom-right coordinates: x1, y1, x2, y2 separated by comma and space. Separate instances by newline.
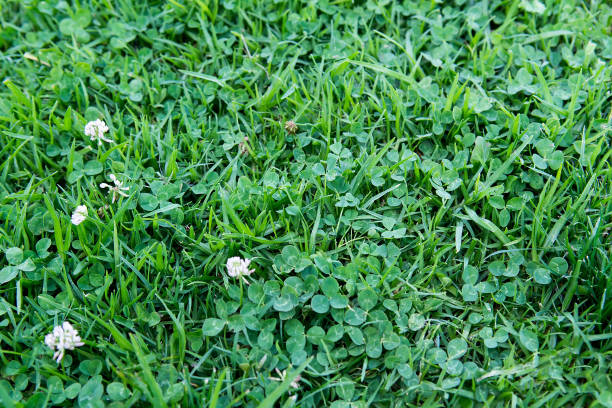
0, 0, 611, 406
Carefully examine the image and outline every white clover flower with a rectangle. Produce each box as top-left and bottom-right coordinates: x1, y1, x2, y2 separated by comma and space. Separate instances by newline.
237, 136, 249, 154
270, 368, 301, 390
71, 205, 88, 225
284, 120, 298, 134
84, 119, 111, 145
44, 321, 84, 364
226, 256, 254, 283
100, 174, 129, 203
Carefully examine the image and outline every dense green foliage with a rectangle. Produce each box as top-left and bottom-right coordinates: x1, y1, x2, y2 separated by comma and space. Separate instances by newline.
0, 0, 611, 406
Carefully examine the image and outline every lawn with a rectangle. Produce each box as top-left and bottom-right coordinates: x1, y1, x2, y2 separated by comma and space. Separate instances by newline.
0, 0, 611, 406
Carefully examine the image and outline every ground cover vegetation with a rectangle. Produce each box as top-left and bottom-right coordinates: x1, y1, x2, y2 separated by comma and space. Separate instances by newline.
0, 0, 611, 406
